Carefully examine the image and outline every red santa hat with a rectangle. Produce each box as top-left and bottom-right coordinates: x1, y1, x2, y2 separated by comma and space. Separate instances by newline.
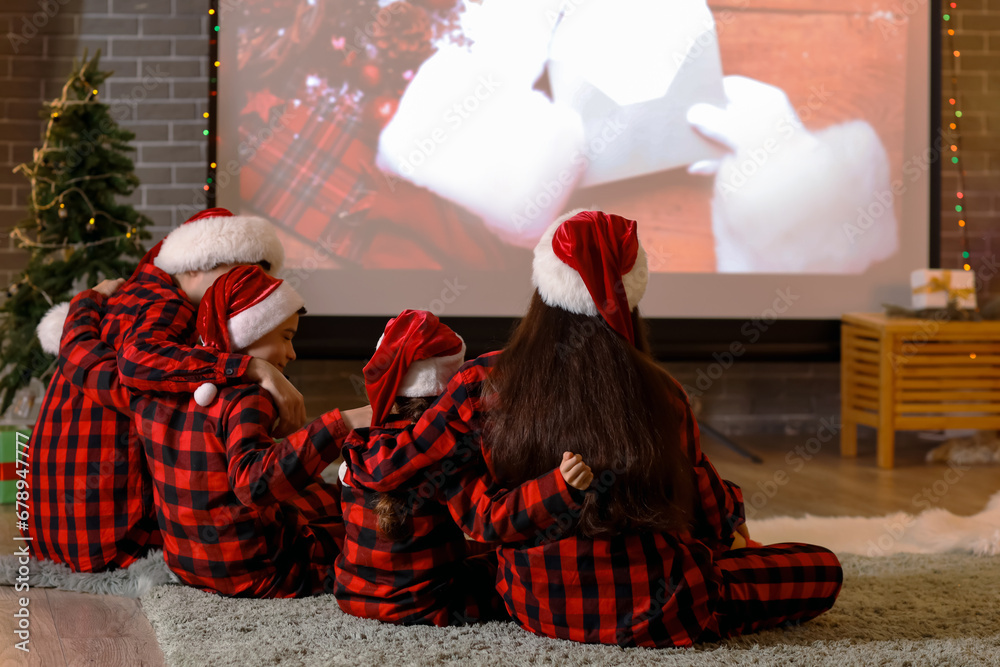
36, 208, 285, 357
192, 265, 305, 406
531, 209, 648, 345
364, 310, 466, 427
153, 207, 285, 275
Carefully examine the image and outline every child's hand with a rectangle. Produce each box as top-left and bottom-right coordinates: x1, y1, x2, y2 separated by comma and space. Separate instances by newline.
92, 278, 126, 297
560, 452, 593, 491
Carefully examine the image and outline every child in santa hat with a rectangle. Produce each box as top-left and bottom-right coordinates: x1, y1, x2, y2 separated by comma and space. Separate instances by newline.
26, 208, 305, 573
334, 309, 593, 625
134, 265, 370, 597
344, 210, 842, 647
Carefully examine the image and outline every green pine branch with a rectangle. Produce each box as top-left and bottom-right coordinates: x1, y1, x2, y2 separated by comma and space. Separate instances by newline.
0, 50, 153, 414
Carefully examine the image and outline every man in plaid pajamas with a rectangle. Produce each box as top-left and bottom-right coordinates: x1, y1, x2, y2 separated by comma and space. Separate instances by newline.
345, 210, 843, 647
26, 208, 302, 572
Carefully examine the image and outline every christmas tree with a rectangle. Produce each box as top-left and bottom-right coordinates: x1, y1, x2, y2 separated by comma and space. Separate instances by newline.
0, 50, 151, 413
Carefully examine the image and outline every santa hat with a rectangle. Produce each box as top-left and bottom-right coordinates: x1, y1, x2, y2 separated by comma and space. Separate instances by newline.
532, 209, 648, 345
192, 265, 305, 406
154, 207, 285, 276
364, 310, 466, 427
36, 208, 284, 356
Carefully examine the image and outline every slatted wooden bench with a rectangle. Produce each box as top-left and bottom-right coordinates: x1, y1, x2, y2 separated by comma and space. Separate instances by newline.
840, 313, 1000, 468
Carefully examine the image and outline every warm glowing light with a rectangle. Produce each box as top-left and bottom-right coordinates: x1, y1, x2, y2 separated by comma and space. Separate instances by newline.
964, 263, 971, 271
957, 192, 964, 198
949, 98, 956, 105
948, 29, 955, 35
954, 50, 961, 57
971, 353, 977, 359
210, 162, 217, 169
59, 203, 64, 208
959, 220, 966, 227
951, 145, 958, 151
88, 218, 95, 225
209, 8, 215, 14
203, 112, 210, 118
214, 61, 220, 67
203, 185, 210, 191
92, 89, 98, 95
950, 123, 957, 129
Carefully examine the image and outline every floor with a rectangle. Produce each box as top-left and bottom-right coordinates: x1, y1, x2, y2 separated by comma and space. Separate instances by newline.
0, 429, 996, 666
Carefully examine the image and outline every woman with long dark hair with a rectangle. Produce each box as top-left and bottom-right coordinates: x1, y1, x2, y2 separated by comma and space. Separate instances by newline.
345, 210, 843, 647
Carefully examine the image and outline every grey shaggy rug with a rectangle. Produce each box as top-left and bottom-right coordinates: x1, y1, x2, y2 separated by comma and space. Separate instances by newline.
141, 553, 1000, 667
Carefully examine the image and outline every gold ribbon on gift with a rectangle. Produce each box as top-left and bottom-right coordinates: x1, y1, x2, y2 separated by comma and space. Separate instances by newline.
911, 270, 976, 301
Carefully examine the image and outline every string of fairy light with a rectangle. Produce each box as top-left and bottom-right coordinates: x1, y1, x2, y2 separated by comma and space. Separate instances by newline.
943, 3, 972, 274
206, 1, 219, 205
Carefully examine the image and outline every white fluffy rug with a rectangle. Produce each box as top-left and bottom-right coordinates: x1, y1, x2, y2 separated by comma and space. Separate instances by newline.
750, 490, 1000, 557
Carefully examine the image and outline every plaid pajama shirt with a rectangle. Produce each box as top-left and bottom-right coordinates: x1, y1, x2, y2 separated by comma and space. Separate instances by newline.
334, 422, 585, 626
344, 351, 843, 646
26, 289, 158, 572
135, 385, 348, 598
26, 260, 250, 572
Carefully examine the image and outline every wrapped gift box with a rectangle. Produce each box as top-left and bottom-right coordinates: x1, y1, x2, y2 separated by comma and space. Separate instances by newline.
0, 426, 30, 504
547, 0, 727, 187
911, 269, 977, 310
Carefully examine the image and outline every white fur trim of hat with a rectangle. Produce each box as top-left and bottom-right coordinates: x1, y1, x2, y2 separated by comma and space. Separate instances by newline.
36, 301, 72, 356
531, 209, 649, 316
154, 214, 285, 275
374, 333, 467, 398
229, 281, 305, 352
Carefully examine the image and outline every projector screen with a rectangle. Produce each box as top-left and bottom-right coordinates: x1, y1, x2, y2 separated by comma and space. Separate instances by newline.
217, 0, 933, 320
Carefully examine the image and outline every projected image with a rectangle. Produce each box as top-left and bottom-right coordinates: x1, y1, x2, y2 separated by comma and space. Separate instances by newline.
229, 0, 907, 274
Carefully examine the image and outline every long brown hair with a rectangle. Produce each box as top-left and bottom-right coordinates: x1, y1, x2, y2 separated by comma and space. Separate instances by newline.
483, 292, 695, 538
373, 396, 434, 541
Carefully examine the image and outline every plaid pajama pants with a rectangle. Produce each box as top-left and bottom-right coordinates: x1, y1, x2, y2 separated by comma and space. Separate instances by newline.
710, 542, 844, 639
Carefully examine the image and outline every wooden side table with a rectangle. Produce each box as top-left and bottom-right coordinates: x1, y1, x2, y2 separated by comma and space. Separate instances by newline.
840, 313, 1000, 468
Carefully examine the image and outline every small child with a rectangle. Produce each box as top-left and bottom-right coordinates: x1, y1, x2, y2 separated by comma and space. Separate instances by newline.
334, 309, 593, 625
133, 265, 369, 597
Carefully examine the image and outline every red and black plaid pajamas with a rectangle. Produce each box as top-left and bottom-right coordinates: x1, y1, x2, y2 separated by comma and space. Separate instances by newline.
26, 261, 252, 572
344, 351, 843, 646
26, 289, 158, 572
135, 385, 347, 598
334, 421, 585, 626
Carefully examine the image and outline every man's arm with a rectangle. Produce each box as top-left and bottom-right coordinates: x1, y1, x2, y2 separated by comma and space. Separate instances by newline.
117, 290, 306, 436
57, 287, 132, 416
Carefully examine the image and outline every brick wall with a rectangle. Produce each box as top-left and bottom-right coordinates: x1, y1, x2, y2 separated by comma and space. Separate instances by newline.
0, 2, 996, 434
0, 0, 209, 288
941, 0, 1000, 301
